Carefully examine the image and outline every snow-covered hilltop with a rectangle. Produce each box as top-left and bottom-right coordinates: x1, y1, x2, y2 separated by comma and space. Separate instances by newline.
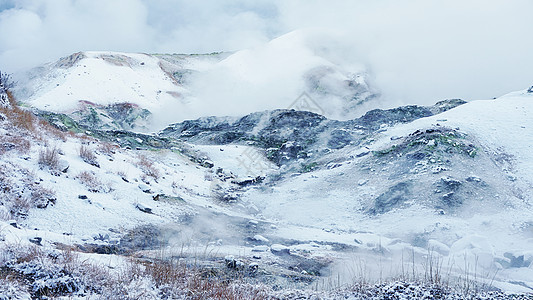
2, 32, 533, 298
15, 30, 376, 133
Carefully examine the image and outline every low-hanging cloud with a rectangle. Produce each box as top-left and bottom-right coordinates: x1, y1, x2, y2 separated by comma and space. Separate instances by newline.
1, 0, 532, 107
0, 0, 279, 72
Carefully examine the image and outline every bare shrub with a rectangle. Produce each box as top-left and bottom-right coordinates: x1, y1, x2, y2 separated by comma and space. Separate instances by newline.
9, 196, 31, 218
79, 145, 99, 167
98, 142, 118, 156
0, 134, 31, 156
109, 258, 269, 299
38, 146, 60, 170
75, 171, 109, 193
138, 155, 160, 180
0, 205, 10, 221
0, 243, 111, 299
31, 186, 56, 209
10, 108, 35, 132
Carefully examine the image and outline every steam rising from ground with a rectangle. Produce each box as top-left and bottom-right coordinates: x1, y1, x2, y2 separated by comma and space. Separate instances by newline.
2, 1, 533, 108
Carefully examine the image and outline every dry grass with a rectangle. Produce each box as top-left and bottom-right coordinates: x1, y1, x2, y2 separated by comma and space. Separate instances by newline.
98, 142, 118, 156
79, 144, 99, 167
138, 154, 160, 180
0, 134, 31, 156
76, 171, 108, 193
38, 146, 60, 170
30, 185, 56, 209
113, 258, 269, 300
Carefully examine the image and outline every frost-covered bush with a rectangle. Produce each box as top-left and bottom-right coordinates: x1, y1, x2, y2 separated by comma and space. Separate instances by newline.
38, 146, 60, 170
0, 278, 31, 300
79, 144, 99, 167
0, 244, 109, 299
138, 154, 160, 181
0, 163, 56, 219
75, 171, 111, 193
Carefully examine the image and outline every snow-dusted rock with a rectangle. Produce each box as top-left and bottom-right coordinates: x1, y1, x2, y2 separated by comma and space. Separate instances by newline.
270, 244, 290, 255
252, 245, 269, 252
252, 234, 269, 243
135, 203, 152, 214
138, 183, 152, 193
58, 159, 70, 173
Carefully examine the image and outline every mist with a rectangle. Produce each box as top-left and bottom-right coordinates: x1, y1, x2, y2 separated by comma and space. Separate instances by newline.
1, 0, 532, 107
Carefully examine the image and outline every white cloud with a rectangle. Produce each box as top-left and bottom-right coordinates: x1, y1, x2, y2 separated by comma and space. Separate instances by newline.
0, 0, 279, 71
275, 0, 533, 103
1, 0, 532, 106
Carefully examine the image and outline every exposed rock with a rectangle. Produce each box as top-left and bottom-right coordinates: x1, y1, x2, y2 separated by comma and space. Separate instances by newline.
138, 184, 152, 193
502, 252, 532, 268
368, 182, 411, 215
152, 194, 185, 203
252, 234, 270, 243
135, 203, 153, 214
55, 52, 86, 68
224, 255, 244, 270
159, 100, 467, 171
252, 245, 270, 252
436, 176, 463, 207
233, 176, 264, 187
271, 244, 291, 255
119, 225, 164, 253
58, 159, 70, 173
29, 237, 42, 246
248, 262, 259, 275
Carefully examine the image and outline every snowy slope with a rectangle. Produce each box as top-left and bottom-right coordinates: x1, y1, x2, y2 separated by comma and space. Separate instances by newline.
2, 87, 533, 296
239, 89, 533, 292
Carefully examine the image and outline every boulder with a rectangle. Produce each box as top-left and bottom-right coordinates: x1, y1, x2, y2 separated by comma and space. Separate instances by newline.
58, 159, 70, 173
138, 183, 152, 193
252, 234, 269, 243
136, 203, 152, 214
252, 245, 269, 252
270, 244, 290, 255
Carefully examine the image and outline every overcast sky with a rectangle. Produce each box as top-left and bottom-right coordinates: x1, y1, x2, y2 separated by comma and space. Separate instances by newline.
1, 0, 532, 104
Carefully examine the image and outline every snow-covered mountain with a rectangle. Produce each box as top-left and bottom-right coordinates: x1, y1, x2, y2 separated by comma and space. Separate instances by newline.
2, 33, 533, 297
15, 30, 376, 132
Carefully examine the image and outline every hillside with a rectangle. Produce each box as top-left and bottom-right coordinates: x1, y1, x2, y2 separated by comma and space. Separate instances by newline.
1, 58, 533, 298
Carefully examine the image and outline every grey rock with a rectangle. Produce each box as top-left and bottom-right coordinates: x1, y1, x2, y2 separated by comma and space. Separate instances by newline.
252, 245, 269, 252
224, 255, 244, 269
136, 203, 152, 214
138, 183, 152, 193
368, 182, 411, 215
270, 244, 290, 255
58, 159, 70, 173
248, 262, 259, 274
29, 237, 42, 246
252, 234, 269, 243
119, 225, 164, 252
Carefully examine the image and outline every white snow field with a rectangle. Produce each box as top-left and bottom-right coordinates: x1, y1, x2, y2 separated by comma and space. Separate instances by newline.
241, 89, 533, 293
2, 38, 532, 296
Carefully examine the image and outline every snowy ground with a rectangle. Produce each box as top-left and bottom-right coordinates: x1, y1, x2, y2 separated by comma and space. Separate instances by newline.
2, 57, 533, 297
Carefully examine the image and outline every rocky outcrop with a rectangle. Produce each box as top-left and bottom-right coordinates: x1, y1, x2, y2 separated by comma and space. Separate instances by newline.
160, 99, 467, 166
